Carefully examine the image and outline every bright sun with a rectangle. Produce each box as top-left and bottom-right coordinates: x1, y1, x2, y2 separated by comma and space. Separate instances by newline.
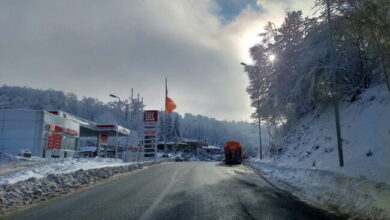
240, 31, 261, 63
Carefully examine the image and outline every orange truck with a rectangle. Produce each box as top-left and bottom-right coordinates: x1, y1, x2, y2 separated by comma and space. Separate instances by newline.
224, 141, 243, 164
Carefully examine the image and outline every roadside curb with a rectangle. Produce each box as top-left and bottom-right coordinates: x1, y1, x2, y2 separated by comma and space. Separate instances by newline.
0, 161, 163, 217
242, 162, 281, 191
244, 160, 390, 220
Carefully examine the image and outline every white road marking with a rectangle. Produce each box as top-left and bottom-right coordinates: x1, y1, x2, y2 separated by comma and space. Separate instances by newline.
139, 164, 194, 220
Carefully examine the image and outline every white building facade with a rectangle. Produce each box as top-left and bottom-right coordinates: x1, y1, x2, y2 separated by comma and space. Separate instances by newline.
0, 109, 132, 159
0, 109, 80, 158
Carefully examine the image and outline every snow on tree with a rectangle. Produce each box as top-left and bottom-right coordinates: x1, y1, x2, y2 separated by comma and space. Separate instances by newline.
243, 3, 389, 142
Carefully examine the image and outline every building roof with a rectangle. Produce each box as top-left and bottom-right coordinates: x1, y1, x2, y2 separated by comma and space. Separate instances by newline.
201, 146, 222, 150
48, 111, 130, 136
78, 146, 105, 152
0, 109, 131, 137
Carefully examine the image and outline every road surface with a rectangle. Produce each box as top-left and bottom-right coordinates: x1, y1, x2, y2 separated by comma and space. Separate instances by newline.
8, 162, 340, 220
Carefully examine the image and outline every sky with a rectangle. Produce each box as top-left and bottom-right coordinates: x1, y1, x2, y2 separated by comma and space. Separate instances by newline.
0, 0, 314, 121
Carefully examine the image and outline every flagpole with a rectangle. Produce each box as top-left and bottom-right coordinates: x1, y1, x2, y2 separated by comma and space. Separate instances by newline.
164, 77, 168, 153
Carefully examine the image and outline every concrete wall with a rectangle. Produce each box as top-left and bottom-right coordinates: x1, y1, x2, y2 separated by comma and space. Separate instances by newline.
0, 110, 44, 156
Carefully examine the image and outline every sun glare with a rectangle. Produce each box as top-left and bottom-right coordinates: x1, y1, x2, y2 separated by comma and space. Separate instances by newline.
269, 54, 275, 62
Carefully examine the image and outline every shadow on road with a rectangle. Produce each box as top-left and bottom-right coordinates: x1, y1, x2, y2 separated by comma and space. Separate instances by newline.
148, 175, 343, 220
214, 162, 242, 167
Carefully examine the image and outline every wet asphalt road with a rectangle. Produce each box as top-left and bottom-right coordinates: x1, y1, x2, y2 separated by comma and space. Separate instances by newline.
9, 162, 341, 220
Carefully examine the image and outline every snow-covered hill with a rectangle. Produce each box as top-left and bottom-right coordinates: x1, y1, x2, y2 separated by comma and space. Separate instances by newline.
247, 84, 390, 219
265, 84, 390, 183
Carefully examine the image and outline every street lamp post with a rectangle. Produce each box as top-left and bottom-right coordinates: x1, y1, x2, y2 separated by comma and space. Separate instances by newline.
109, 93, 122, 159
109, 94, 129, 121
241, 62, 263, 160
109, 93, 121, 110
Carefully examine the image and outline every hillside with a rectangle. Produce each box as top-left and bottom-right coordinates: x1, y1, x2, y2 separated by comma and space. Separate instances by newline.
246, 84, 390, 219
263, 84, 389, 183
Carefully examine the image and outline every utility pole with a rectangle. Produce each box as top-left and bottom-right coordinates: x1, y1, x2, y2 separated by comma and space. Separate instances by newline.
256, 71, 263, 160
164, 78, 168, 153
115, 127, 118, 159
130, 88, 134, 161
241, 62, 263, 160
96, 133, 101, 158
131, 88, 134, 128
125, 102, 129, 121
109, 94, 122, 159
136, 93, 140, 135
326, 0, 344, 167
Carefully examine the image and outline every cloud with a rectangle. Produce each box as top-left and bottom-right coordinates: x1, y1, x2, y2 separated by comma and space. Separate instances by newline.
0, 0, 315, 121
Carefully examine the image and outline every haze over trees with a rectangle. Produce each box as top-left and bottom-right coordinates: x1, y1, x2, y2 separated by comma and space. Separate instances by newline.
243, 0, 389, 139
159, 112, 259, 151
0, 85, 259, 153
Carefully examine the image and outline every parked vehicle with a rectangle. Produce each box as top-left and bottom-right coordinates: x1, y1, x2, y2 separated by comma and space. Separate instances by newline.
175, 156, 184, 162
161, 153, 171, 158
224, 141, 243, 164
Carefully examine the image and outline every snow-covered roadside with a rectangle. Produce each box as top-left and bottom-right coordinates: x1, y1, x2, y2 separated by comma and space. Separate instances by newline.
0, 154, 46, 177
0, 161, 161, 216
245, 160, 390, 220
0, 157, 134, 185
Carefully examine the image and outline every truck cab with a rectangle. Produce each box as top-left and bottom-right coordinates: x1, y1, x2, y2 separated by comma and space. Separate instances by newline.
224, 141, 243, 164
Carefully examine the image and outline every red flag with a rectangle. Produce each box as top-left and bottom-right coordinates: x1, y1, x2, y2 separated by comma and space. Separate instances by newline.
166, 97, 176, 114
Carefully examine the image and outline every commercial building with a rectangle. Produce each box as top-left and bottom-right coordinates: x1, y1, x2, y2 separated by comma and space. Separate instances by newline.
156, 138, 208, 156
0, 109, 130, 158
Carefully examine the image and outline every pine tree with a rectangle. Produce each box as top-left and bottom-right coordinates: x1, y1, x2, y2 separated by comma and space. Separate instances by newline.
173, 114, 181, 139
157, 111, 165, 141
165, 114, 174, 141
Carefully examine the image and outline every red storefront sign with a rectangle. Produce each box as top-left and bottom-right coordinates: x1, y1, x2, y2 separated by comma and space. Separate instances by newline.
144, 121, 157, 126
48, 125, 63, 132
144, 130, 156, 135
99, 134, 108, 143
48, 133, 62, 149
65, 128, 79, 137
144, 110, 158, 122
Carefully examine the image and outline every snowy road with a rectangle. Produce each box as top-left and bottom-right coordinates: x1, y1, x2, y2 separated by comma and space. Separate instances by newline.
8, 162, 341, 220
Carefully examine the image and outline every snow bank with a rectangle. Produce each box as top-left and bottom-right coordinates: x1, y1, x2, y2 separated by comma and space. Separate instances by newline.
0, 153, 22, 164
0, 153, 47, 164
246, 160, 390, 220
0, 158, 133, 185
0, 161, 160, 216
0, 153, 46, 178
